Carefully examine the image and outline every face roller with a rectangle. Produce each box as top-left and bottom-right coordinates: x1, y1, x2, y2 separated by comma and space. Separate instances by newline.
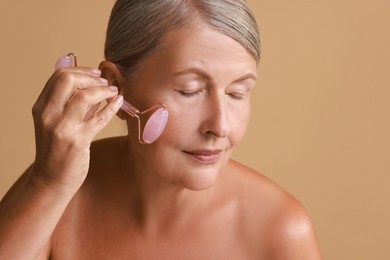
55, 53, 169, 144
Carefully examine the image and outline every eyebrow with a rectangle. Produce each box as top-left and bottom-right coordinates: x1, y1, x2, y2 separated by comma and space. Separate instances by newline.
172, 67, 257, 83
172, 68, 211, 80
232, 73, 257, 84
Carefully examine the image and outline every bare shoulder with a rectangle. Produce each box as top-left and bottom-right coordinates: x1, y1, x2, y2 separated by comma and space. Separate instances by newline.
89, 136, 128, 164
74, 136, 129, 199
88, 136, 128, 179
266, 199, 323, 259
223, 160, 322, 259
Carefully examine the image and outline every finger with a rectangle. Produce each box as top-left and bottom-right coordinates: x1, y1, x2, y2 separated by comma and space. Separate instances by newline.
52, 69, 108, 100
55, 66, 102, 75
37, 67, 102, 106
63, 86, 119, 123
83, 95, 124, 137
32, 67, 109, 130
37, 73, 108, 121
84, 103, 101, 121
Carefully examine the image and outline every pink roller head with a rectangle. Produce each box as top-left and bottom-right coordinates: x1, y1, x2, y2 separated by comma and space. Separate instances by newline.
142, 107, 169, 144
121, 100, 169, 144
54, 53, 77, 70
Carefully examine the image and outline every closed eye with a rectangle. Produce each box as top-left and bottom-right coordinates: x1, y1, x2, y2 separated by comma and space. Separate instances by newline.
227, 93, 246, 101
178, 90, 203, 98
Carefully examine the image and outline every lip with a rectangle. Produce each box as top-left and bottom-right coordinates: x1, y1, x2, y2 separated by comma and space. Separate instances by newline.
183, 150, 223, 164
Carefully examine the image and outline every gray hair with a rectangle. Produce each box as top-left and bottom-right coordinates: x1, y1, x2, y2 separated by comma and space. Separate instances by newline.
104, 0, 260, 78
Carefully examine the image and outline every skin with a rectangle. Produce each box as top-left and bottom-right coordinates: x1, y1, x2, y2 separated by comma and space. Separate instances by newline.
0, 23, 322, 259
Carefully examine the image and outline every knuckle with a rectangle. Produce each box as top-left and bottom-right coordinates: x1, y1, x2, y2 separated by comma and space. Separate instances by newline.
95, 112, 111, 127
35, 117, 53, 135
33, 106, 62, 136
39, 108, 53, 126
72, 91, 89, 104
56, 70, 76, 86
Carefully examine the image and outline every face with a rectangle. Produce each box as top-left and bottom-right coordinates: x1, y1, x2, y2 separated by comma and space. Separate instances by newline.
121, 23, 257, 190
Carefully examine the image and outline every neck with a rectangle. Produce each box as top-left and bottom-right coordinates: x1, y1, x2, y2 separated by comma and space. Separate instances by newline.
123, 142, 213, 234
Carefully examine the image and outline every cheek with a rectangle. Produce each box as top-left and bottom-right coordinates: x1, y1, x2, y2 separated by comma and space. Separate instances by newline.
160, 104, 199, 143
229, 105, 251, 143
158, 98, 251, 145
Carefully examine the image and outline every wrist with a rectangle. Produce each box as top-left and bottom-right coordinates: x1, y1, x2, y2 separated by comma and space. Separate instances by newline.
27, 166, 80, 200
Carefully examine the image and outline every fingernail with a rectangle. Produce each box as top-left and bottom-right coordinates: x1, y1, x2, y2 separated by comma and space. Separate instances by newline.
93, 69, 101, 75
115, 95, 123, 104
109, 86, 118, 92
99, 77, 108, 84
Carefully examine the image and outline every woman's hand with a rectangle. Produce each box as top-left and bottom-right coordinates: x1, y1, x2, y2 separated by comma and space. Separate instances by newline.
30, 66, 123, 196
0, 66, 123, 259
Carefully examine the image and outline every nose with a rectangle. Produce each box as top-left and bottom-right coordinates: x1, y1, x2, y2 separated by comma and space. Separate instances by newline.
199, 93, 230, 138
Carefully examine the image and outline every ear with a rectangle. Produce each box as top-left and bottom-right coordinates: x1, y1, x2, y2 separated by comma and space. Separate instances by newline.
99, 61, 128, 120
98, 61, 127, 87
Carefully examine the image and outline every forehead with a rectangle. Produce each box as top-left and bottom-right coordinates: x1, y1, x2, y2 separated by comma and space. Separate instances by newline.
153, 23, 257, 77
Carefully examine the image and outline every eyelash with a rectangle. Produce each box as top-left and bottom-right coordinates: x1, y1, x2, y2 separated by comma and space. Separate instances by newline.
179, 90, 246, 101
179, 90, 203, 98
227, 93, 246, 101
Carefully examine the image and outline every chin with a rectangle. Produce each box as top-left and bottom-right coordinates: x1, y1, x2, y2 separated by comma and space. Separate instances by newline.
178, 168, 221, 191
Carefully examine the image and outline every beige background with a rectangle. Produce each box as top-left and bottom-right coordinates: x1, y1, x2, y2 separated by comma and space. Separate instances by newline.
0, 1, 389, 259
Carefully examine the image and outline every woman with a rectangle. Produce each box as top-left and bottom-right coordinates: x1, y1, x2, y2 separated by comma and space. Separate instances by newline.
0, 0, 322, 259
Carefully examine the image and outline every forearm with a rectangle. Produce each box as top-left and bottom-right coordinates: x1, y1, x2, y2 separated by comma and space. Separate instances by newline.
0, 60, 122, 259
0, 169, 76, 259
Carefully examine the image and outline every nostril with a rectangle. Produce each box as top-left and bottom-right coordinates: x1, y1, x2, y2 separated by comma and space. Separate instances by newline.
201, 120, 230, 138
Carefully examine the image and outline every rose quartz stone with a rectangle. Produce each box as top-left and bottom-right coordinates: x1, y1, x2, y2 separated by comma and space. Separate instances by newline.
55, 55, 73, 70
142, 108, 169, 144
